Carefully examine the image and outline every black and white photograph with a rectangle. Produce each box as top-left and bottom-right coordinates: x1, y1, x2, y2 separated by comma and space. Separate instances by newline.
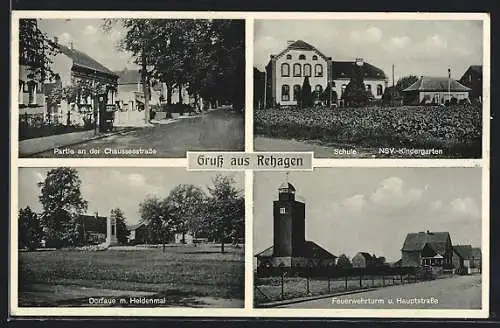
17, 167, 244, 308
17, 18, 245, 158
253, 19, 485, 158
253, 168, 483, 309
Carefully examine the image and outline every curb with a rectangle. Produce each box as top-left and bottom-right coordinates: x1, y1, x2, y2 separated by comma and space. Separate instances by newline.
257, 287, 379, 308
22, 127, 138, 157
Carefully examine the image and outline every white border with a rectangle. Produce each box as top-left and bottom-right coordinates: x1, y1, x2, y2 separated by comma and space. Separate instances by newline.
10, 11, 490, 318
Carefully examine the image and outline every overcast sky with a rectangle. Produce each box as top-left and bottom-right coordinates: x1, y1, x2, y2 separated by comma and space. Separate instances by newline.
18, 168, 244, 226
254, 20, 483, 83
37, 18, 137, 71
254, 168, 482, 262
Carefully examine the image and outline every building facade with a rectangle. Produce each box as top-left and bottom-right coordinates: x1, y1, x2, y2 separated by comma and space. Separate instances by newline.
255, 181, 337, 274
459, 65, 482, 103
402, 76, 471, 105
264, 40, 387, 107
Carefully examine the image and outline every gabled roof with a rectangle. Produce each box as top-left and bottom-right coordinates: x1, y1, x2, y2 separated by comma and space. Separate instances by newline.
274, 39, 330, 61
331, 61, 386, 80
127, 222, 146, 231
355, 252, 374, 260
279, 182, 296, 191
467, 65, 482, 74
57, 44, 118, 77
77, 214, 107, 233
402, 76, 471, 92
115, 69, 141, 85
471, 247, 482, 259
255, 241, 337, 259
454, 245, 474, 259
402, 231, 451, 255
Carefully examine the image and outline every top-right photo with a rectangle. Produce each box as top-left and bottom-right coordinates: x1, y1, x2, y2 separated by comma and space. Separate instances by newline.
253, 19, 486, 158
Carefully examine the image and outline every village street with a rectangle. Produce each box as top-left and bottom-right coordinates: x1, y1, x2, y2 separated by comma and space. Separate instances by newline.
31, 108, 244, 158
277, 275, 482, 309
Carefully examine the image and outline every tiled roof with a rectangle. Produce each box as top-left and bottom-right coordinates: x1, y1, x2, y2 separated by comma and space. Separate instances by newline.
402, 231, 451, 255
331, 61, 386, 80
471, 247, 482, 259
115, 69, 141, 85
453, 245, 473, 259
279, 182, 296, 191
287, 40, 316, 51
403, 76, 471, 92
255, 241, 337, 259
127, 222, 146, 231
58, 44, 117, 77
356, 252, 374, 260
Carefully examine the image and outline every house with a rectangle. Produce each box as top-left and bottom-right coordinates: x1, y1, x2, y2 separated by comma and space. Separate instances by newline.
44, 38, 119, 126
352, 252, 376, 268
459, 65, 482, 103
255, 180, 337, 274
264, 40, 387, 107
471, 247, 482, 273
399, 231, 453, 275
402, 76, 471, 105
254, 67, 266, 109
452, 244, 474, 274
126, 222, 149, 245
174, 232, 195, 244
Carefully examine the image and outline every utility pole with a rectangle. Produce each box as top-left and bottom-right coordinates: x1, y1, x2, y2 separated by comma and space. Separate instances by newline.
448, 68, 451, 103
392, 64, 395, 99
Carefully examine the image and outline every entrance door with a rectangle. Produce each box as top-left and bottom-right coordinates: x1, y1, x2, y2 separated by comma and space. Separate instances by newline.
98, 93, 108, 132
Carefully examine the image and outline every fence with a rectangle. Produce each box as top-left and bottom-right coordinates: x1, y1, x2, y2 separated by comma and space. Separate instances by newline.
254, 266, 442, 306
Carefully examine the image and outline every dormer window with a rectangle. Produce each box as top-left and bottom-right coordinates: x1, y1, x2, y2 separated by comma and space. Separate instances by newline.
312, 55, 318, 60
299, 54, 306, 60
286, 54, 292, 60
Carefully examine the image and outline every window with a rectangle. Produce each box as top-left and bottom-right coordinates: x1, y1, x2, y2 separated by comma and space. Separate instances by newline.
279, 207, 286, 214
299, 54, 306, 60
304, 64, 311, 77
341, 84, 347, 95
377, 84, 383, 96
315, 64, 323, 77
281, 84, 290, 101
286, 54, 292, 60
365, 84, 372, 93
293, 63, 301, 77
312, 55, 318, 60
281, 63, 290, 77
28, 81, 36, 105
293, 84, 301, 101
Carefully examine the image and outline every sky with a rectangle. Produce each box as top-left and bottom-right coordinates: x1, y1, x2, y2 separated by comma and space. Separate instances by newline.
254, 20, 484, 83
18, 168, 244, 226
37, 18, 137, 71
253, 168, 483, 262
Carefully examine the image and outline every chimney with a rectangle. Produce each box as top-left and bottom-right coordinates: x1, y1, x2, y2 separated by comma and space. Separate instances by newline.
53, 36, 59, 44
287, 40, 295, 47
69, 41, 74, 50
355, 57, 364, 66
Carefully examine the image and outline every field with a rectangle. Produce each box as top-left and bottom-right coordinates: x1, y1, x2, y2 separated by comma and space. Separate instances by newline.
254, 104, 482, 158
18, 245, 244, 307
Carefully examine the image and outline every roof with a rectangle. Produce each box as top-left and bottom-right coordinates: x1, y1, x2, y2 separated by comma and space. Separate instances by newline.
355, 252, 374, 260
402, 231, 451, 255
255, 241, 337, 259
279, 182, 296, 191
453, 245, 473, 259
77, 214, 107, 233
471, 247, 482, 259
467, 65, 482, 74
402, 76, 471, 92
57, 44, 118, 77
127, 222, 146, 231
115, 69, 141, 85
331, 61, 386, 80
274, 39, 330, 61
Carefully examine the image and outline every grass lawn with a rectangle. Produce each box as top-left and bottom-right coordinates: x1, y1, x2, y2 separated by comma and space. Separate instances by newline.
19, 244, 244, 307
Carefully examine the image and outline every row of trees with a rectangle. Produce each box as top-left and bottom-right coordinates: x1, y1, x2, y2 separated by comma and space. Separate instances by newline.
139, 174, 244, 253
102, 19, 245, 120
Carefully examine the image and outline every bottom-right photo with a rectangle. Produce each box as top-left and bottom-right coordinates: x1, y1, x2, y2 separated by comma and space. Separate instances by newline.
253, 168, 483, 310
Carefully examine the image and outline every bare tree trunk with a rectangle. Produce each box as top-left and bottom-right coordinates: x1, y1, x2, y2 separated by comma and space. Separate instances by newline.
167, 83, 173, 105
178, 83, 183, 105
141, 50, 150, 123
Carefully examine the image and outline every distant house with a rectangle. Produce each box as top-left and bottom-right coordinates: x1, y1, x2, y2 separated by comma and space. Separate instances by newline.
75, 214, 107, 245
402, 76, 471, 105
471, 247, 482, 272
174, 231, 194, 244
399, 231, 453, 274
459, 65, 482, 103
452, 244, 474, 274
352, 252, 376, 268
126, 222, 148, 244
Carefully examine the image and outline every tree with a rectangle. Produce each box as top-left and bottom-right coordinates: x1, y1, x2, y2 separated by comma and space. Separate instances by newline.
38, 168, 88, 248
301, 76, 313, 108
18, 206, 43, 251
19, 19, 60, 82
166, 184, 206, 245
342, 64, 371, 107
205, 175, 244, 253
396, 75, 419, 92
336, 254, 352, 269
110, 208, 130, 244
138, 195, 177, 252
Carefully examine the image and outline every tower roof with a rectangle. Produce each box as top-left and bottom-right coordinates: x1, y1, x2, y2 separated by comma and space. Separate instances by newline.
279, 182, 296, 191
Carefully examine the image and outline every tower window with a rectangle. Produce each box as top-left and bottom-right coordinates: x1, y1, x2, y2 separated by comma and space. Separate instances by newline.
299, 54, 306, 60
280, 207, 286, 214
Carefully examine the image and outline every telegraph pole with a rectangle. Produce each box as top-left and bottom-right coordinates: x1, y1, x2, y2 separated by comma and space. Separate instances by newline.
448, 68, 451, 102
392, 64, 395, 99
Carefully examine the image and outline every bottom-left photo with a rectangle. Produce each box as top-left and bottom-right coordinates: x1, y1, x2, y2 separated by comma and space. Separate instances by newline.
15, 167, 245, 308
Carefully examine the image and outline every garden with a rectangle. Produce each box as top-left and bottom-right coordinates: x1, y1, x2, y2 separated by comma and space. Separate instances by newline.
254, 104, 482, 158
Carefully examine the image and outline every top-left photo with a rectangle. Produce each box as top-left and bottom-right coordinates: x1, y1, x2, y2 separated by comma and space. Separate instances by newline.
16, 18, 245, 158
